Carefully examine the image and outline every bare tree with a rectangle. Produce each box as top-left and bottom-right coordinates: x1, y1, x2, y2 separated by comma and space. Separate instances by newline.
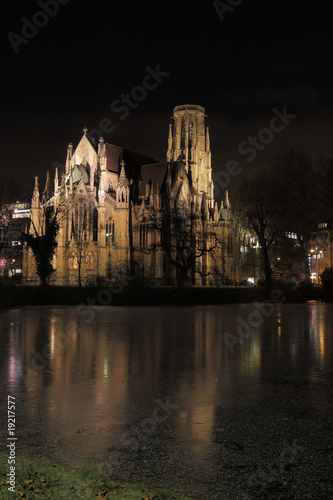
234, 150, 319, 289
134, 202, 222, 289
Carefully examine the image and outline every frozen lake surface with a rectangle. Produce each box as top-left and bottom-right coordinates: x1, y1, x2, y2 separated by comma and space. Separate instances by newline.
0, 303, 332, 499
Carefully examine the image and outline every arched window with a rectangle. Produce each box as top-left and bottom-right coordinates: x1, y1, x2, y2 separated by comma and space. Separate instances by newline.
68, 253, 78, 270
106, 218, 115, 243
93, 208, 98, 242
74, 199, 88, 241
86, 251, 95, 270
139, 224, 148, 247
176, 196, 188, 222
181, 117, 186, 149
227, 234, 233, 256
189, 120, 193, 148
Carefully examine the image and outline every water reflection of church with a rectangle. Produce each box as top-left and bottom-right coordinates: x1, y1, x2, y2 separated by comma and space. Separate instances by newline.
23, 105, 235, 286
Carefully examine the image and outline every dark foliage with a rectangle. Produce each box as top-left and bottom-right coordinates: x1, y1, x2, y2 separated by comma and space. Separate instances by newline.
320, 267, 333, 291
234, 149, 320, 289
22, 207, 60, 286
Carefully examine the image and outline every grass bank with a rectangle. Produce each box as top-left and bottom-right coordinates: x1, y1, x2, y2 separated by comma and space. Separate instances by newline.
0, 453, 194, 499
0, 282, 331, 309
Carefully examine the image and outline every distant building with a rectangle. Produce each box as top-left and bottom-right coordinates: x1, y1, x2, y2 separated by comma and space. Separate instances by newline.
309, 217, 333, 283
0, 202, 30, 280
22, 105, 236, 286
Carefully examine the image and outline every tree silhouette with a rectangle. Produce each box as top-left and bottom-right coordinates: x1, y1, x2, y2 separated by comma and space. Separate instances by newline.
234, 149, 320, 289
22, 206, 60, 286
320, 267, 333, 291
134, 202, 221, 289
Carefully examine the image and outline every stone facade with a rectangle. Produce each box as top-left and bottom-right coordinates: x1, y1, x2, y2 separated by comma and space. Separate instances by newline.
23, 104, 235, 286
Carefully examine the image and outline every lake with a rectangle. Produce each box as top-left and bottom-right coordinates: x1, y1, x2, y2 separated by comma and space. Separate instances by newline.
0, 303, 332, 499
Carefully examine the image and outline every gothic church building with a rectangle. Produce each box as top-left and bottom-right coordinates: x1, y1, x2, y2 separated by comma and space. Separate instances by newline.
23, 105, 234, 286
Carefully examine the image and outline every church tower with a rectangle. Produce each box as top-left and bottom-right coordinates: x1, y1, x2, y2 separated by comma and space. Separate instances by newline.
167, 104, 214, 207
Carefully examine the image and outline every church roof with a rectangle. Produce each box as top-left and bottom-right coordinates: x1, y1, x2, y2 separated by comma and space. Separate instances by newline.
131, 151, 162, 166
104, 142, 161, 176
138, 163, 168, 195
105, 143, 122, 173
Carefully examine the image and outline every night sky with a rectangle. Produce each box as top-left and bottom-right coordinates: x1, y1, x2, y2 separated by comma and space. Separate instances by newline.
2, 0, 333, 197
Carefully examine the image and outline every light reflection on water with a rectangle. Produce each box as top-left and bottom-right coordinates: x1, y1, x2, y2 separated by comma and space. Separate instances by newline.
0, 303, 332, 497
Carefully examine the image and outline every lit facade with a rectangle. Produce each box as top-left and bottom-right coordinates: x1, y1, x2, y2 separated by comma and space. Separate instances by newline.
309, 218, 333, 283
22, 105, 235, 286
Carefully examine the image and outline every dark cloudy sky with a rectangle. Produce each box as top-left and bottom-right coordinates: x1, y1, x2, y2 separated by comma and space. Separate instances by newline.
2, 0, 333, 197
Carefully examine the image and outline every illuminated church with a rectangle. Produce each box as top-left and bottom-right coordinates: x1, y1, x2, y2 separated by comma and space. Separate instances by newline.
23, 105, 235, 286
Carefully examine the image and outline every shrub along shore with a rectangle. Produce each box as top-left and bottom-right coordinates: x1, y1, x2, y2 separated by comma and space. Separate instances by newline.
0, 282, 331, 309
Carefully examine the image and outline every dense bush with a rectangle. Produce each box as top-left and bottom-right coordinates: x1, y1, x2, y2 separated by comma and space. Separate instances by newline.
320, 267, 333, 291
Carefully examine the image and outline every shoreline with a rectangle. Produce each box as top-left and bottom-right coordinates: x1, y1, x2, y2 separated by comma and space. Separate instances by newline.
1, 283, 332, 309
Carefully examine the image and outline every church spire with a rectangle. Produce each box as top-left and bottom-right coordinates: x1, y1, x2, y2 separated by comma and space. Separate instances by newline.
98, 174, 105, 206
168, 123, 172, 149
225, 190, 231, 209
118, 160, 128, 186
60, 173, 66, 201
167, 123, 173, 161
54, 167, 59, 195
205, 126, 210, 152
66, 143, 73, 174
31, 176, 40, 208
69, 168, 73, 194
42, 171, 51, 203
98, 137, 106, 158
116, 160, 129, 206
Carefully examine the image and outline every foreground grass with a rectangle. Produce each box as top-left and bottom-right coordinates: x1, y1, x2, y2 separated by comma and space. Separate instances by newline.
0, 453, 194, 499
